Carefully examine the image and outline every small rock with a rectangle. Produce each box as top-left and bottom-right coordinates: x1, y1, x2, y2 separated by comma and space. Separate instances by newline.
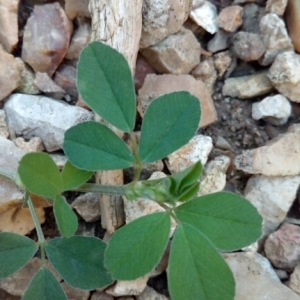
106, 277, 148, 297
207, 29, 232, 53
288, 263, 300, 295
54, 64, 78, 98
286, 0, 300, 52
198, 156, 230, 196
141, 27, 201, 75
0, 0, 19, 52
34, 72, 66, 100
259, 13, 293, 66
0, 258, 61, 296
268, 51, 300, 103
4, 94, 93, 152
192, 57, 217, 94
232, 32, 265, 62
266, 0, 288, 15
222, 71, 274, 99
190, 0, 218, 34
244, 175, 300, 236
264, 223, 300, 270
61, 282, 89, 300
274, 268, 289, 280
242, 4, 265, 33
252, 94, 291, 125
50, 154, 68, 170
22, 3, 73, 76
72, 193, 101, 222
66, 17, 91, 60
224, 252, 300, 300
138, 74, 217, 128
213, 50, 232, 78
134, 53, 156, 91
0, 46, 21, 101
65, 0, 90, 19
140, 0, 190, 48
215, 136, 233, 150
218, 6, 243, 33
14, 137, 45, 152
0, 110, 9, 138
15, 58, 39, 95
166, 135, 213, 174
235, 124, 300, 176
137, 286, 168, 300
91, 291, 114, 300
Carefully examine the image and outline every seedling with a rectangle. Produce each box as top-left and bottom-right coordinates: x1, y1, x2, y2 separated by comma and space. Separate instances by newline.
0, 41, 262, 300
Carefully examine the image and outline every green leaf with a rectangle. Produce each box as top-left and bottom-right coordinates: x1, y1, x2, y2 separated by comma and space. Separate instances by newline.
168, 223, 235, 300
63, 121, 134, 171
0, 232, 38, 278
77, 41, 136, 132
45, 236, 113, 290
105, 212, 171, 280
139, 91, 201, 163
175, 192, 263, 251
61, 161, 93, 191
18, 152, 62, 198
54, 195, 78, 238
22, 268, 67, 300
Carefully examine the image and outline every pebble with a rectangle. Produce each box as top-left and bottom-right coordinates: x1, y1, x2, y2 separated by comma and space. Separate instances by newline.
264, 223, 300, 270
242, 4, 264, 33
232, 32, 265, 62
207, 29, 232, 53
259, 13, 293, 66
166, 135, 213, 174
65, 0, 90, 20
4, 93, 93, 152
22, 2, 73, 76
137, 286, 168, 300
190, 0, 218, 34
141, 27, 201, 75
224, 252, 300, 300
0, 0, 19, 52
268, 51, 300, 103
252, 94, 292, 125
244, 175, 300, 236
137, 74, 217, 128
14, 137, 45, 152
288, 263, 300, 295
218, 5, 243, 33
0, 110, 9, 138
222, 71, 274, 99
54, 64, 78, 98
72, 193, 101, 222
0, 46, 21, 101
235, 124, 300, 176
140, 0, 190, 48
266, 0, 288, 15
213, 51, 232, 78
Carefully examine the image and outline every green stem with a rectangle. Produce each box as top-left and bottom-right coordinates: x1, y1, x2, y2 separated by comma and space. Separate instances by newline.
27, 193, 46, 262
158, 202, 180, 223
130, 132, 142, 182
73, 183, 127, 194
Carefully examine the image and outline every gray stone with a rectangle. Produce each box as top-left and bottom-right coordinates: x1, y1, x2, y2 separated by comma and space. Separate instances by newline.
242, 4, 265, 33
259, 13, 293, 66
4, 94, 93, 152
268, 51, 300, 103
233, 31, 265, 62
235, 124, 300, 176
141, 27, 200, 75
167, 135, 213, 174
224, 252, 300, 300
190, 0, 218, 34
137, 286, 168, 300
222, 71, 274, 99
207, 29, 232, 53
265, 223, 300, 269
0, 110, 9, 138
140, 0, 190, 48
244, 175, 300, 236
252, 94, 291, 125
72, 193, 101, 222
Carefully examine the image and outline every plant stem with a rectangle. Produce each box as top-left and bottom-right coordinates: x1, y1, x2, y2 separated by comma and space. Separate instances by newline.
73, 183, 127, 194
27, 193, 46, 262
130, 132, 142, 182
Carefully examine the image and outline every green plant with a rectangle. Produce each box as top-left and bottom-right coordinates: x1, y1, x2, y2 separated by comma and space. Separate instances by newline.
0, 41, 263, 300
